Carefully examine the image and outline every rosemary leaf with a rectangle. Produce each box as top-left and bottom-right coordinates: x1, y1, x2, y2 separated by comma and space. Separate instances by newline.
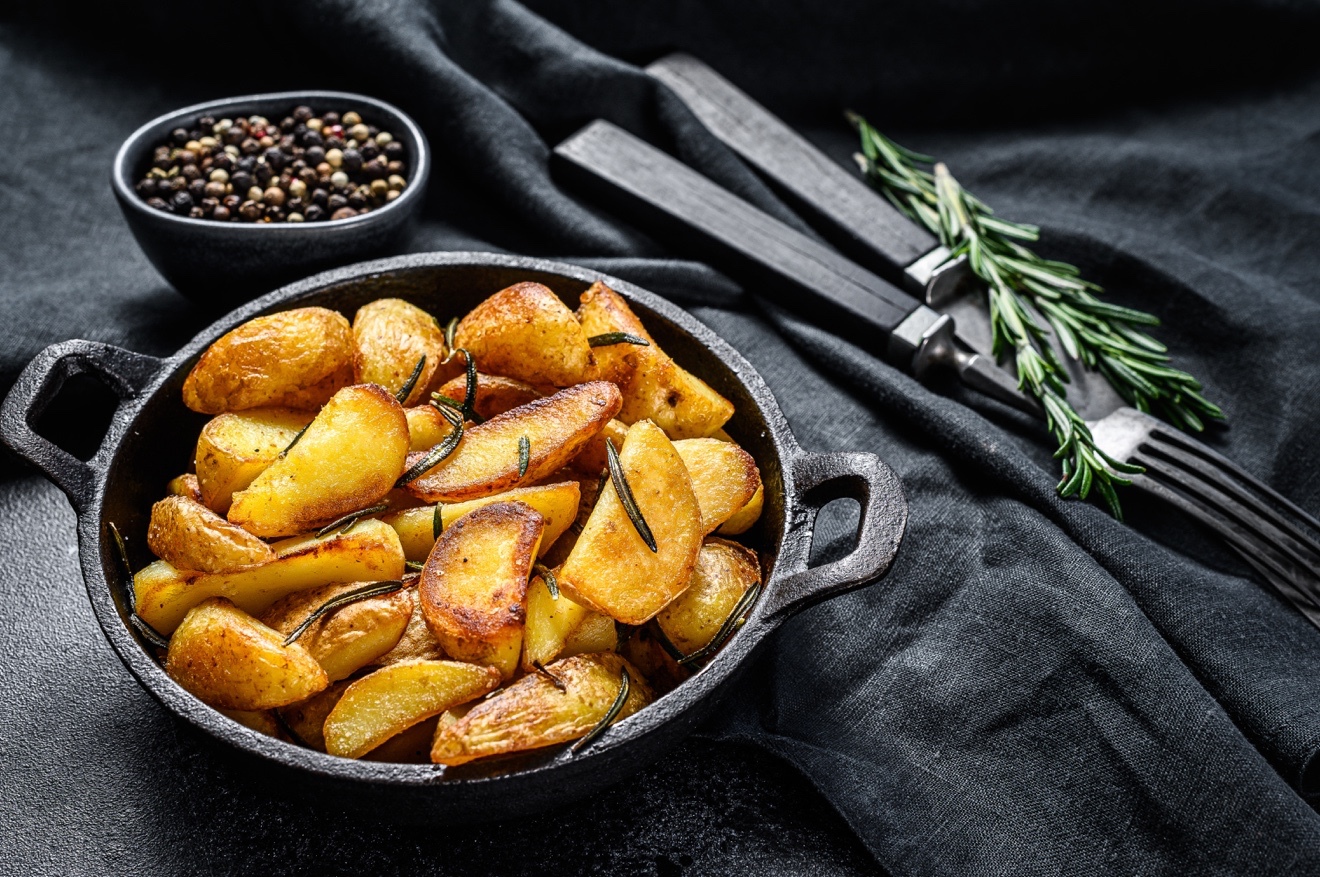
443, 317, 458, 356
108, 521, 136, 612
457, 348, 481, 423
432, 502, 444, 540
518, 436, 530, 478
534, 562, 560, 599
281, 422, 311, 457
315, 503, 390, 539
397, 413, 464, 487
532, 660, 567, 692
605, 438, 657, 553
587, 332, 650, 348
676, 581, 761, 667
405, 560, 425, 572
283, 580, 405, 646
570, 667, 630, 754
395, 355, 427, 403
130, 614, 171, 650
271, 709, 309, 748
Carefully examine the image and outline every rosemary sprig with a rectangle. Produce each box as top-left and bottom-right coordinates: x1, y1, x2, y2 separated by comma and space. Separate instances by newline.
282, 580, 405, 646
605, 438, 656, 552
570, 667, 631, 754
675, 581, 761, 667
109, 522, 171, 649
432, 502, 444, 540
281, 422, 311, 457
532, 660, 567, 692
587, 332, 649, 348
405, 560, 425, 572
397, 403, 464, 487
315, 502, 389, 538
396, 355, 427, 403
517, 436, 531, 478
443, 317, 458, 354
534, 562, 560, 599
849, 114, 1223, 517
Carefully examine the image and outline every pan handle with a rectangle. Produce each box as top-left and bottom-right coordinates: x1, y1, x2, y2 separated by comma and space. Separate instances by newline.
758, 449, 908, 624
1, 340, 163, 514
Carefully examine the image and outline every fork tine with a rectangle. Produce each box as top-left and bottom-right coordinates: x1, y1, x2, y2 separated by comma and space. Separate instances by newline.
1233, 550, 1320, 631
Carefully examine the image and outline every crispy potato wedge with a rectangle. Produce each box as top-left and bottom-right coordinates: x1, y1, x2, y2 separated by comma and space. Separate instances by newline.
352, 298, 450, 406
134, 518, 405, 634
405, 405, 460, 452
567, 418, 630, 476
166, 473, 203, 503
182, 307, 354, 414
374, 580, 448, 665
559, 420, 703, 625
279, 680, 352, 751
620, 625, 689, 695
453, 282, 594, 387
657, 538, 761, 655
521, 572, 616, 672
435, 373, 543, 421
166, 598, 329, 710
719, 484, 764, 536
364, 715, 441, 763
431, 653, 652, 765
260, 581, 412, 681
229, 384, 409, 538
323, 659, 500, 759
194, 407, 315, 514
673, 438, 761, 534
403, 382, 621, 503
419, 502, 544, 679
577, 282, 732, 439
148, 495, 275, 574
382, 481, 580, 563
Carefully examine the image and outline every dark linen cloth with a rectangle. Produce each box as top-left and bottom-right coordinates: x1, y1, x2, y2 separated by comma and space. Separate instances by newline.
5, 1, 1320, 873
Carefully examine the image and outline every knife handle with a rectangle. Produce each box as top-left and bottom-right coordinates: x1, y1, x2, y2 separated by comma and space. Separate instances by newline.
553, 120, 923, 353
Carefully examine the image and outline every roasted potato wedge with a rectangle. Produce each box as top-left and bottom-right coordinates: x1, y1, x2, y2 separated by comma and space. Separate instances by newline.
194, 407, 314, 514
166, 473, 203, 503
657, 538, 761, 655
229, 384, 409, 538
323, 659, 500, 759
403, 381, 621, 503
567, 418, 630, 476
134, 518, 405, 633
278, 680, 352, 751
260, 581, 412, 681
352, 298, 451, 406
436, 373, 543, 421
559, 420, 703, 625
577, 282, 732, 439
405, 405, 460, 452
374, 579, 448, 665
719, 484, 764, 535
182, 307, 354, 414
166, 598, 329, 710
453, 281, 594, 387
148, 495, 275, 574
673, 438, 761, 534
431, 653, 652, 765
521, 572, 616, 672
382, 481, 580, 562
419, 502, 544, 679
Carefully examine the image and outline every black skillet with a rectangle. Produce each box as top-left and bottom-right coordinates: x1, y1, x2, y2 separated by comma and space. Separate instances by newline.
0, 252, 907, 821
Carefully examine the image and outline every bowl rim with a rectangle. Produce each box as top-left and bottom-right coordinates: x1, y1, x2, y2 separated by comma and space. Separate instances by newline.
110, 89, 430, 233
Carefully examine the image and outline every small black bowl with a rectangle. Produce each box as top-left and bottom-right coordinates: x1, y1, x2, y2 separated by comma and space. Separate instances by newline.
112, 90, 430, 306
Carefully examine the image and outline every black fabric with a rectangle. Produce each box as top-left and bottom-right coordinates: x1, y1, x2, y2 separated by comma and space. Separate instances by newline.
5, 2, 1320, 873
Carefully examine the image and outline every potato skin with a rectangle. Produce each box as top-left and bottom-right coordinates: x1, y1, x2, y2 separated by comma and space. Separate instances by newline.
279, 680, 352, 751
182, 307, 354, 414
656, 538, 761, 654
148, 495, 275, 574
673, 438, 761, 534
165, 597, 329, 710
260, 581, 412, 680
194, 408, 314, 514
352, 298, 451, 406
718, 484, 763, 536
166, 473, 203, 503
454, 282, 595, 387
374, 580, 448, 665
431, 653, 652, 765
435, 373, 542, 421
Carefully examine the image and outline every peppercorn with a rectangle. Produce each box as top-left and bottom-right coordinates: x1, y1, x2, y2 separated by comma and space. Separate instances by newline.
387, 174, 407, 192
246, 186, 263, 203
222, 193, 242, 209
180, 163, 200, 181
293, 105, 313, 122
311, 187, 329, 206
331, 206, 357, 221
348, 123, 370, 143
304, 204, 325, 221
384, 141, 404, 160
201, 197, 220, 212
262, 187, 286, 207
301, 130, 323, 148
208, 168, 228, 184
287, 212, 305, 223
264, 147, 287, 170
224, 127, 245, 146
188, 206, 206, 219
385, 189, 400, 203
359, 141, 379, 161
204, 181, 227, 199
198, 115, 216, 129
258, 135, 275, 149
387, 160, 405, 176
347, 190, 367, 209
254, 163, 273, 186
188, 179, 208, 201
341, 148, 363, 172
327, 193, 348, 211
370, 178, 389, 198
167, 175, 188, 192
326, 148, 344, 169
342, 111, 362, 127
286, 197, 305, 214
147, 196, 170, 211
171, 127, 189, 145
288, 179, 308, 199
265, 204, 285, 221
238, 199, 262, 221
171, 191, 194, 212
240, 137, 260, 155
135, 179, 158, 198
306, 118, 323, 132
304, 145, 326, 165
298, 167, 319, 187
212, 205, 231, 221
330, 170, 349, 188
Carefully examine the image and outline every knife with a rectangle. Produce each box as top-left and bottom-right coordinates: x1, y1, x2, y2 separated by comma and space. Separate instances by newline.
553, 120, 1037, 414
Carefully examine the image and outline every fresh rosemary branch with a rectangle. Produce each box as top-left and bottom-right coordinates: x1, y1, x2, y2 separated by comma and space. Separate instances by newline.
848, 113, 1222, 517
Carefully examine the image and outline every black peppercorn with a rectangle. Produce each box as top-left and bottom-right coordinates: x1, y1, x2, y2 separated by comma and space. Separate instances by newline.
146, 197, 170, 212
331, 206, 358, 221
327, 193, 348, 211
171, 191, 194, 212
325, 136, 345, 151
211, 153, 232, 171
222, 193, 242, 209
238, 199, 262, 221
341, 148, 362, 172
198, 115, 216, 129
135, 179, 158, 198
293, 105, 314, 122
188, 179, 207, 201
189, 206, 206, 219
224, 127, 245, 146
265, 204, 285, 222
180, 163, 201, 181
280, 116, 296, 132
384, 141, 404, 160
304, 204, 325, 221
240, 137, 261, 155
167, 175, 188, 193
365, 157, 388, 180
203, 181, 226, 199
212, 205, 231, 221
347, 191, 367, 209
171, 127, 190, 145
301, 130, 323, 148
322, 111, 340, 126
304, 145, 325, 165
176, 149, 197, 166
230, 171, 253, 192
286, 196, 305, 213
359, 141, 379, 161
254, 163, 273, 186
264, 147, 287, 170
311, 187, 329, 206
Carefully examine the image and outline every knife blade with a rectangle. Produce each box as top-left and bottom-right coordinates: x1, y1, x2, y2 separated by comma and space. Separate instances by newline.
553, 120, 1037, 415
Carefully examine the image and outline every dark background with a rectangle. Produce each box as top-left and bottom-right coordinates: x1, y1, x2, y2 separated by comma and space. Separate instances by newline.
5, 2, 1320, 874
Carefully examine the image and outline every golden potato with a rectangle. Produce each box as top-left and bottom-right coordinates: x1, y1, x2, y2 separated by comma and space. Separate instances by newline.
194, 408, 315, 514
568, 418, 630, 476
166, 473, 203, 503
382, 481, 580, 562
419, 502, 544, 679
657, 538, 761, 655
182, 307, 354, 414
134, 518, 405, 633
147, 495, 274, 574
229, 384, 409, 538
374, 579, 448, 665
559, 420, 703, 625
165, 598, 329, 710
577, 282, 732, 439
435, 373, 543, 421
279, 680, 352, 751
719, 484, 764, 536
539, 473, 605, 568
364, 715, 440, 763
620, 625, 689, 695
260, 581, 412, 681
403, 382, 621, 503
673, 438, 761, 534
323, 659, 500, 759
405, 405, 460, 452
352, 298, 450, 406
218, 708, 288, 740
521, 572, 616, 672
453, 281, 595, 387
431, 653, 652, 765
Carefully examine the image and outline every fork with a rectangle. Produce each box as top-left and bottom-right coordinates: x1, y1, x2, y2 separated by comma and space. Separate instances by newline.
555, 58, 1320, 625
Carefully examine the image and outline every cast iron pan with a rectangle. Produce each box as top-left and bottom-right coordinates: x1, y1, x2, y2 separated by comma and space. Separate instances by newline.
0, 252, 907, 821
